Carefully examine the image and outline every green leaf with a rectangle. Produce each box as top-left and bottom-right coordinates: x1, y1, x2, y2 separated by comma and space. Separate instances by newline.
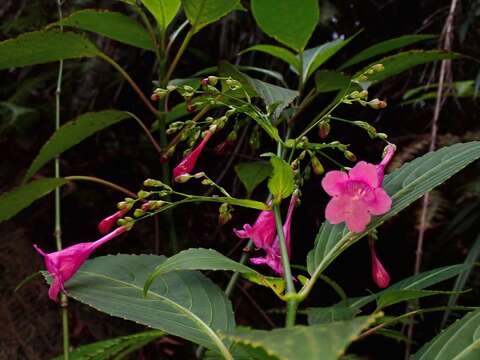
302, 33, 357, 83
339, 34, 436, 69
251, 0, 319, 51
307, 141, 480, 282
306, 304, 359, 325
219, 61, 298, 120
235, 161, 272, 196
413, 309, 480, 360
223, 315, 377, 360
268, 155, 295, 204
24, 111, 132, 182
51, 331, 164, 360
143, 248, 281, 295
205, 343, 276, 360
141, 0, 181, 33
239, 44, 301, 71
182, 0, 243, 33
0, 178, 69, 222
0, 31, 100, 70
52, 9, 155, 50
355, 50, 461, 86
376, 289, 463, 310
49, 254, 235, 352
315, 70, 350, 93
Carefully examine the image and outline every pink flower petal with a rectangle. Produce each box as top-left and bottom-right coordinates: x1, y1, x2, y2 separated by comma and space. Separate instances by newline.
325, 196, 349, 224
173, 132, 212, 180
368, 188, 392, 215
344, 200, 371, 233
349, 161, 379, 188
321, 171, 348, 196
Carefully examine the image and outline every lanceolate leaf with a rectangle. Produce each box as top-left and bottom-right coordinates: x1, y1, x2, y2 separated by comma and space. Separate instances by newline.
240, 44, 301, 71
307, 142, 480, 286
144, 248, 280, 295
0, 178, 69, 223
315, 70, 350, 93
0, 31, 100, 70
302, 33, 357, 82
223, 315, 377, 360
251, 0, 319, 51
413, 308, 480, 360
24, 111, 132, 182
51, 331, 164, 360
52, 10, 154, 50
355, 50, 461, 86
141, 0, 181, 33
268, 155, 295, 204
182, 0, 243, 33
49, 254, 235, 353
339, 34, 436, 69
376, 289, 463, 310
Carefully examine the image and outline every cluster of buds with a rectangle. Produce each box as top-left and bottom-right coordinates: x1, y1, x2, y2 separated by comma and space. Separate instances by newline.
354, 63, 385, 83
344, 88, 387, 110
166, 121, 186, 135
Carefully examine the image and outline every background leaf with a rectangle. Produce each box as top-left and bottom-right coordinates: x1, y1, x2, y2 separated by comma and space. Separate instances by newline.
339, 34, 436, 69
307, 142, 480, 281
53, 9, 155, 50
24, 111, 132, 181
413, 308, 480, 360
250, 0, 319, 51
376, 289, 462, 310
355, 50, 461, 86
0, 178, 68, 223
239, 45, 300, 71
0, 31, 100, 70
49, 254, 235, 352
51, 331, 164, 360
315, 70, 350, 93
268, 155, 295, 204
223, 316, 377, 360
235, 161, 272, 196
182, 0, 243, 33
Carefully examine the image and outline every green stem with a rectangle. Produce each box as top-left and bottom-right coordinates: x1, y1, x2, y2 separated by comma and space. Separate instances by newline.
273, 205, 297, 327
99, 53, 159, 116
55, 1, 69, 358
225, 240, 253, 297
165, 28, 195, 82
64, 176, 137, 198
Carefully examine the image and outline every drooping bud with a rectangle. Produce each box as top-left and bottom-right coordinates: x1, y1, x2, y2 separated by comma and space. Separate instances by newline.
218, 203, 233, 225
319, 121, 331, 139
151, 88, 168, 101
143, 178, 166, 187
344, 150, 357, 162
310, 155, 324, 175
369, 239, 390, 288
368, 98, 387, 110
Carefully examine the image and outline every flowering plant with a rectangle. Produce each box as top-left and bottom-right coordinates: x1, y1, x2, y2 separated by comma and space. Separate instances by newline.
1, 1, 480, 359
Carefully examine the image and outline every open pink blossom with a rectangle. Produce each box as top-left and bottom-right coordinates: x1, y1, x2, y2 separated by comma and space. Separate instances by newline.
173, 131, 213, 182
322, 145, 395, 233
34, 226, 127, 301
98, 207, 129, 234
236, 195, 298, 275
369, 239, 390, 288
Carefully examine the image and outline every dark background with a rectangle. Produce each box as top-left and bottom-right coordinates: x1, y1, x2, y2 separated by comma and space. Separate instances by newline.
1, 0, 479, 358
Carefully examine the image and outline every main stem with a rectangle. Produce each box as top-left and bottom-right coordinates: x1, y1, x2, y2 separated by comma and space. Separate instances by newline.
55, 1, 69, 358
273, 205, 297, 327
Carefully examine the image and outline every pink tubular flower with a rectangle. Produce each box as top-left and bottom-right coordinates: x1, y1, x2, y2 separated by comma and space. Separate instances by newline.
322, 145, 396, 233
98, 208, 129, 234
173, 132, 213, 182
236, 195, 298, 276
369, 239, 390, 288
34, 226, 127, 301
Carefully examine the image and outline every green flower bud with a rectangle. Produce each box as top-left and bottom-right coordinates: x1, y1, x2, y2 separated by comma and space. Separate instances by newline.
133, 209, 145, 217
344, 150, 357, 162
319, 121, 331, 139
137, 190, 151, 199
207, 76, 218, 86
311, 155, 324, 175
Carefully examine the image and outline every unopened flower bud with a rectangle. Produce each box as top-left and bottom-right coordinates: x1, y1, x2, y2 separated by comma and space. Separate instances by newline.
175, 174, 192, 183
371, 63, 384, 72
344, 150, 357, 162
117, 201, 130, 210
311, 155, 324, 175
377, 132, 388, 140
151, 88, 168, 101
207, 76, 218, 86
358, 74, 368, 82
201, 78, 209, 86
166, 85, 176, 92
349, 90, 360, 98
201, 178, 213, 186
133, 208, 145, 217
319, 121, 331, 139
291, 159, 300, 170
218, 202, 233, 225
137, 190, 151, 199
368, 98, 387, 110
359, 90, 369, 99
